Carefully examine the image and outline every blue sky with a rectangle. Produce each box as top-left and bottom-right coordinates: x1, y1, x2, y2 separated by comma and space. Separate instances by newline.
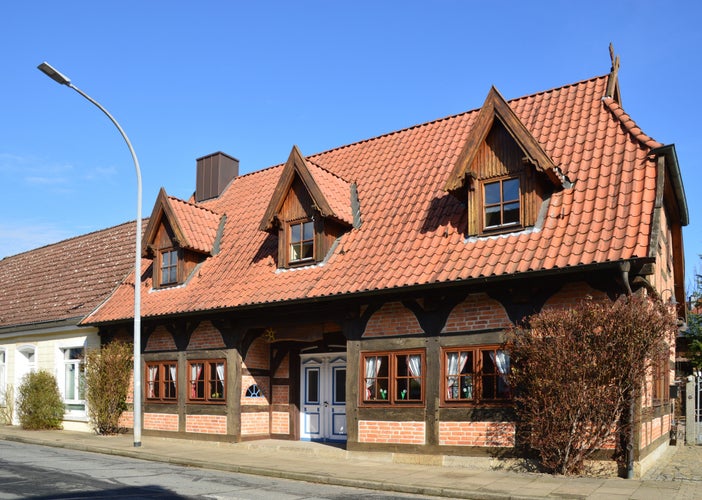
2, 1, 701, 292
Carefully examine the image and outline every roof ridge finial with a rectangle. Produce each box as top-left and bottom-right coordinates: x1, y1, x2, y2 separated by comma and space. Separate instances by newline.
605, 43, 621, 103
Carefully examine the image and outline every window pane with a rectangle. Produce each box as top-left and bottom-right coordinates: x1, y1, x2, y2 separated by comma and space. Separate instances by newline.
485, 206, 501, 227
334, 368, 346, 404
290, 243, 301, 261
363, 355, 388, 401
307, 368, 319, 403
502, 178, 520, 201
65, 364, 76, 400
503, 202, 520, 224
303, 221, 314, 240
291, 223, 301, 243
484, 182, 501, 204
301, 240, 314, 259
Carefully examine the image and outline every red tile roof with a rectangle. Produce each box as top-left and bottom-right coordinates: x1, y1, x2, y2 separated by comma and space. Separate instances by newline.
84, 74, 669, 324
0, 222, 139, 330
164, 195, 222, 255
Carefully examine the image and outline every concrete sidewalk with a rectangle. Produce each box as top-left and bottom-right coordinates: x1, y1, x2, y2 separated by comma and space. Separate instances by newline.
1, 426, 700, 499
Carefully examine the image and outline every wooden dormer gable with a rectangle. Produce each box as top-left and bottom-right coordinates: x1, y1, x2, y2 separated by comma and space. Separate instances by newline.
260, 146, 355, 267
445, 87, 564, 236
142, 188, 224, 287
260, 145, 353, 231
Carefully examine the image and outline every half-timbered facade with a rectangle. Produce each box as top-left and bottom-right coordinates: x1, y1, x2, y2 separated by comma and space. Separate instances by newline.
83, 59, 688, 474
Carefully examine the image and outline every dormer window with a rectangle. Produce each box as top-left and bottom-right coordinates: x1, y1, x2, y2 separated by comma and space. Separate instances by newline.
260, 146, 356, 270
142, 187, 224, 290
289, 220, 314, 264
484, 177, 520, 230
159, 249, 179, 287
444, 87, 564, 238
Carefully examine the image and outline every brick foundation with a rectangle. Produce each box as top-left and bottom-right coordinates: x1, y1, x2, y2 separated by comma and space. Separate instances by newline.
358, 420, 426, 444
185, 414, 227, 434
438, 421, 515, 447
241, 412, 270, 436
272, 411, 290, 434
144, 412, 179, 432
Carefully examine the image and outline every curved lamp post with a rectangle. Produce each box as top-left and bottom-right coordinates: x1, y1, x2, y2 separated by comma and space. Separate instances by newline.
38, 62, 143, 447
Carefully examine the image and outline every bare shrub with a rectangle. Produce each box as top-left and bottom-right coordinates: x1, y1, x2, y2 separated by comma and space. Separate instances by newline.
84, 341, 132, 435
507, 294, 676, 475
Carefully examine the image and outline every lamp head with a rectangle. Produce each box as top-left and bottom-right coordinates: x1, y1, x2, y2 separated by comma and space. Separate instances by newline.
37, 62, 71, 86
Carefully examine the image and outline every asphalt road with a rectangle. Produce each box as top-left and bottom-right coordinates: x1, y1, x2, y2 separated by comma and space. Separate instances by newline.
0, 440, 433, 499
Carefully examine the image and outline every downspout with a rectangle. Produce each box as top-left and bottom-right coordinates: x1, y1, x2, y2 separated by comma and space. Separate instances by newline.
619, 261, 635, 478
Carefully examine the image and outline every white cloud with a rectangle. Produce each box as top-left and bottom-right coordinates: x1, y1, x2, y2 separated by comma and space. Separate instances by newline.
0, 221, 75, 258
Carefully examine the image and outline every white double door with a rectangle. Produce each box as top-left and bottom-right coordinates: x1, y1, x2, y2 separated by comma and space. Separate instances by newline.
300, 353, 346, 442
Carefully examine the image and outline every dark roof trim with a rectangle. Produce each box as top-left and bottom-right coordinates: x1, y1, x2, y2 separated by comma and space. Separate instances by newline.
84, 259, 644, 327
0, 316, 86, 336
651, 144, 689, 226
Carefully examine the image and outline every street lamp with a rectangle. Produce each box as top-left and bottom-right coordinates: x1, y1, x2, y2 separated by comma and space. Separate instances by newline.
38, 62, 143, 447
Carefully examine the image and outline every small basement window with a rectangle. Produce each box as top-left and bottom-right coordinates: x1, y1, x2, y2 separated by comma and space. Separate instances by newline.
245, 384, 263, 398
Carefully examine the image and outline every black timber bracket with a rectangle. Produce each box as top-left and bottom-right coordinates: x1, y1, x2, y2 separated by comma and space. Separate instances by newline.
164, 320, 200, 351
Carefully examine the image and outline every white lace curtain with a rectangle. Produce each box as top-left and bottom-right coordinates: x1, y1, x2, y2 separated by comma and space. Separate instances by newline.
147, 365, 158, 398
489, 350, 510, 394
446, 352, 469, 398
408, 354, 421, 382
364, 356, 382, 399
190, 363, 203, 398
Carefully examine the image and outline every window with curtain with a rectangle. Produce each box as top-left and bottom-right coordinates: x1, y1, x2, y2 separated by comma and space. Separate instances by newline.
188, 360, 225, 403
442, 346, 511, 405
145, 361, 177, 402
361, 350, 424, 405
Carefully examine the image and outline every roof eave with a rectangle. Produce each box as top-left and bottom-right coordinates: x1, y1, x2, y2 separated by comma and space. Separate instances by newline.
651, 144, 689, 226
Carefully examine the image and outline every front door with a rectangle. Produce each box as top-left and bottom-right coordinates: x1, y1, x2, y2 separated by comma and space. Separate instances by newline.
300, 353, 346, 442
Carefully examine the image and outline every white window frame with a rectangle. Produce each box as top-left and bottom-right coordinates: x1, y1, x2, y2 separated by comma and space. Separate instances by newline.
0, 349, 6, 406
62, 347, 86, 417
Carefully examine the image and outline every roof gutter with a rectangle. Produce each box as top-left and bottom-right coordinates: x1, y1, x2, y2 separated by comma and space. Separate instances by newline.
650, 144, 689, 226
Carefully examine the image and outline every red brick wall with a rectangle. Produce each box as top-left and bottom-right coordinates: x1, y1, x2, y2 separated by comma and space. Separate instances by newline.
640, 414, 671, 449
118, 411, 133, 429
244, 337, 270, 370
542, 282, 607, 310
271, 411, 290, 434
442, 294, 511, 333
185, 414, 227, 434
438, 421, 515, 447
187, 321, 226, 350
144, 412, 179, 432
272, 385, 289, 405
241, 412, 270, 436
364, 302, 423, 337
358, 420, 426, 444
145, 326, 176, 352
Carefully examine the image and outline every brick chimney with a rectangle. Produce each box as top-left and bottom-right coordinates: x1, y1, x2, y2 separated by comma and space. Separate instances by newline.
195, 152, 239, 202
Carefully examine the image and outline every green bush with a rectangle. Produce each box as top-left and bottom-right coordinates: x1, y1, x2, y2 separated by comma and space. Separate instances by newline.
17, 371, 64, 430
84, 341, 132, 435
